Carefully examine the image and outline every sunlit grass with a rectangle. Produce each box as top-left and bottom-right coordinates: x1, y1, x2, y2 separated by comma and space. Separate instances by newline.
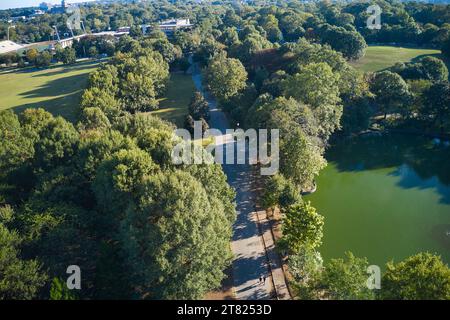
0, 60, 101, 122
153, 72, 196, 127
350, 46, 443, 73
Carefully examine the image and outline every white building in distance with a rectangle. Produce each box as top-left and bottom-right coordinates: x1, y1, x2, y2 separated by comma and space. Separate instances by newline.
157, 19, 193, 34
0, 41, 24, 55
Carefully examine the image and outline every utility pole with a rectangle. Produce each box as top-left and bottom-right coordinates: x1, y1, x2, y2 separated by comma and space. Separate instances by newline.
7, 25, 15, 41
53, 25, 61, 42
80, 20, 87, 34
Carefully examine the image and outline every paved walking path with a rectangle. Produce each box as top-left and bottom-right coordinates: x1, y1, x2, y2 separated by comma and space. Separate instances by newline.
255, 209, 291, 300
191, 68, 271, 299
191, 63, 290, 300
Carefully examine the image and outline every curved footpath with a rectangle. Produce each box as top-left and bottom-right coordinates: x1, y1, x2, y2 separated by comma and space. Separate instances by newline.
190, 64, 290, 300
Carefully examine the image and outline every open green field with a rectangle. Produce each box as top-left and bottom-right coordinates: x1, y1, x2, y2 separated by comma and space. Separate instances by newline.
0, 60, 101, 121
152, 73, 196, 127
350, 46, 443, 73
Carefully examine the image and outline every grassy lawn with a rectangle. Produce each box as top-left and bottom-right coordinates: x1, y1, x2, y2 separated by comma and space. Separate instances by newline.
0, 60, 101, 122
350, 46, 443, 73
152, 72, 196, 127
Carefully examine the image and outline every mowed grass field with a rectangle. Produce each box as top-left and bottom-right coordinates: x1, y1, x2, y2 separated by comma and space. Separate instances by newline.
152, 72, 196, 127
350, 46, 443, 72
0, 60, 101, 122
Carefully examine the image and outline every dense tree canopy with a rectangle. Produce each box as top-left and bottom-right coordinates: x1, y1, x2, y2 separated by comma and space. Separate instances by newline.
381, 253, 450, 300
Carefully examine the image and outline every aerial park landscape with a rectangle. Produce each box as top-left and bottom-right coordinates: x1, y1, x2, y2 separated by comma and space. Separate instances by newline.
0, 0, 449, 307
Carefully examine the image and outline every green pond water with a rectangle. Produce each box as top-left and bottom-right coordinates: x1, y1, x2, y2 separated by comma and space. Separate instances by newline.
306, 134, 450, 267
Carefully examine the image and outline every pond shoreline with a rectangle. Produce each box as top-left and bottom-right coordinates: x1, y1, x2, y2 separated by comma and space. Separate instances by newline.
346, 127, 450, 142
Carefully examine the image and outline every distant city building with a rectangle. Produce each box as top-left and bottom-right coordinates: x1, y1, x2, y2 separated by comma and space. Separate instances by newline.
157, 19, 193, 35
30, 10, 46, 17
50, 0, 69, 14
10, 16, 27, 22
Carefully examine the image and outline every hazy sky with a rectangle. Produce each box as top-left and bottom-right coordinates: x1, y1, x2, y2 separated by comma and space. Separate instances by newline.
0, 1, 96, 10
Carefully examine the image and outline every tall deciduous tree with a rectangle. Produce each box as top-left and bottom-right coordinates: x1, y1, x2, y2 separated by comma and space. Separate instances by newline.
0, 206, 46, 300
188, 91, 209, 121
422, 81, 450, 134
283, 62, 342, 140
280, 128, 326, 191
282, 201, 324, 253
204, 52, 248, 102
381, 252, 450, 300
120, 170, 233, 299
370, 71, 412, 119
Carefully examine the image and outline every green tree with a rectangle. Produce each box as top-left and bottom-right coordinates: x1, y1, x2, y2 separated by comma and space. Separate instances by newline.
88, 64, 119, 95
81, 87, 121, 120
280, 128, 326, 191
33, 117, 79, 169
420, 56, 449, 81
320, 252, 375, 300
422, 81, 450, 133
78, 107, 111, 131
56, 47, 76, 65
317, 24, 367, 60
341, 97, 371, 134
26, 48, 39, 64
120, 72, 158, 112
93, 147, 158, 219
381, 252, 450, 300
283, 62, 342, 139
120, 170, 233, 299
113, 50, 169, 112
188, 91, 209, 121
35, 51, 52, 68
279, 181, 302, 209
284, 62, 341, 107
88, 46, 98, 58
442, 37, 450, 59
0, 110, 33, 174
288, 246, 323, 283
370, 71, 411, 119
261, 174, 287, 211
75, 129, 134, 182
129, 25, 143, 38
282, 201, 324, 253
0, 207, 47, 299
261, 173, 302, 213
49, 277, 76, 300
261, 14, 283, 42
204, 52, 248, 102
